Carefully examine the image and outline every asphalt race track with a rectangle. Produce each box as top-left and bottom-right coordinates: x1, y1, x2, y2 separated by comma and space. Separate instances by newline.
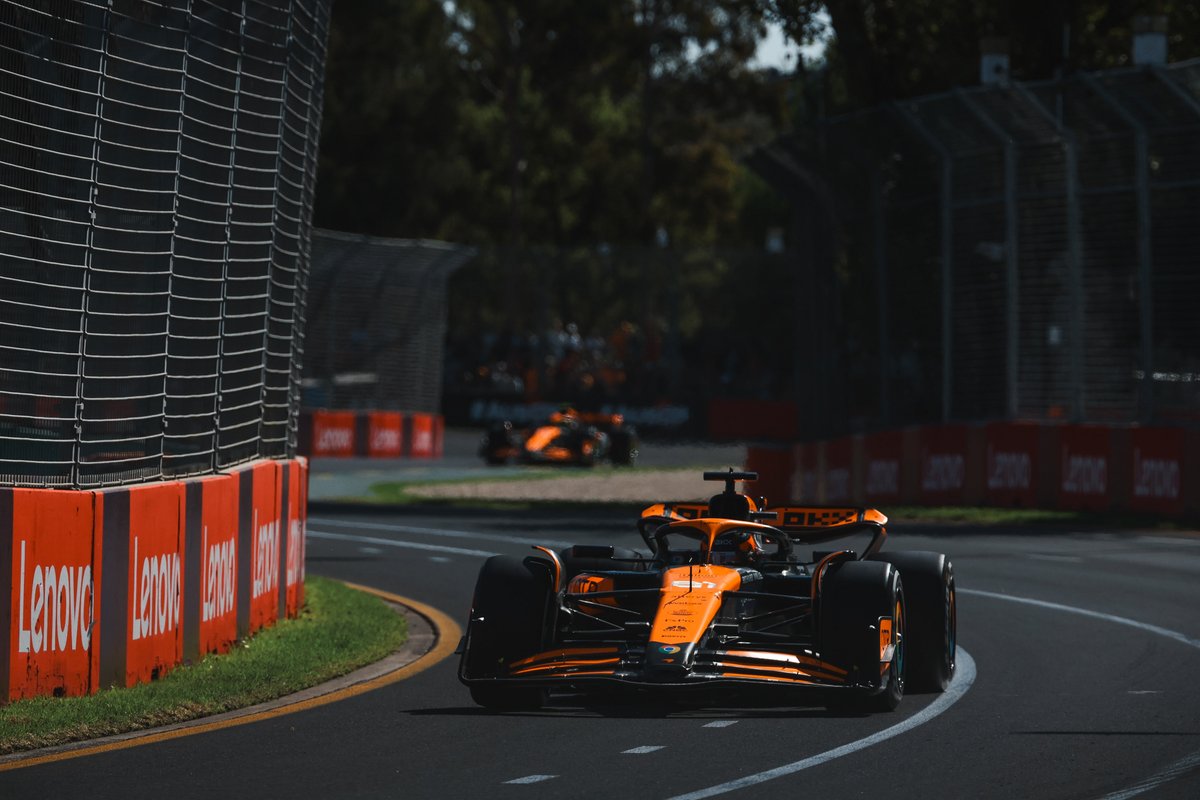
6, 459, 1200, 798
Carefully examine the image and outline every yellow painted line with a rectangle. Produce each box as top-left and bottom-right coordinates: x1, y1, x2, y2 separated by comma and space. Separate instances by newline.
0, 584, 461, 772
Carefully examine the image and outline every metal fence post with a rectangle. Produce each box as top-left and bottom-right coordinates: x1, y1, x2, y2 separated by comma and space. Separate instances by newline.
1077, 72, 1155, 422
1012, 83, 1086, 422
890, 103, 955, 423
213, 2, 248, 470
955, 88, 1020, 419
871, 168, 890, 424
73, 3, 114, 488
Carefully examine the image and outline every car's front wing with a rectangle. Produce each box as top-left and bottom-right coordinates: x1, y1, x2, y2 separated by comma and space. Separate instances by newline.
460, 643, 864, 693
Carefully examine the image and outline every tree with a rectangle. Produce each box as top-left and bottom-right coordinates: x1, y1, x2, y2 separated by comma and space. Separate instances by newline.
315, 1, 789, 247
766, 0, 1200, 112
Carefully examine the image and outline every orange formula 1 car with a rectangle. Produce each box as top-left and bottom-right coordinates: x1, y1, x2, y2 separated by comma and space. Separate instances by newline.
459, 470, 956, 711
479, 408, 637, 466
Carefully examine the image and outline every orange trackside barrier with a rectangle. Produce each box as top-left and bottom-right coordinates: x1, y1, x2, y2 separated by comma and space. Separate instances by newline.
5, 488, 101, 702
1057, 425, 1113, 512
120, 482, 186, 687
789, 442, 815, 503
242, 461, 282, 637
367, 411, 404, 457
862, 430, 903, 505
197, 474, 239, 658
310, 410, 357, 457
744, 446, 793, 506
1127, 427, 1185, 517
917, 425, 970, 506
985, 422, 1040, 509
283, 458, 308, 617
408, 413, 437, 457
823, 437, 854, 504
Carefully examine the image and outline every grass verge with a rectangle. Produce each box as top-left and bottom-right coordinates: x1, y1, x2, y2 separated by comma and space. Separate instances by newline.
0, 576, 407, 755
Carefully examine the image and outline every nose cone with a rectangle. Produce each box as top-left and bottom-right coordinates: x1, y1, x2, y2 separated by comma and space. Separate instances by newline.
644, 640, 695, 678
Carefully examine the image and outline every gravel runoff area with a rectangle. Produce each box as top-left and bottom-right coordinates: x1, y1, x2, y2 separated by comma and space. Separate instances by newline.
403, 468, 732, 504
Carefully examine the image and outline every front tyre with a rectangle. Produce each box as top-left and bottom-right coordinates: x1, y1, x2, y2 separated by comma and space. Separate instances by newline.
461, 555, 553, 710
820, 560, 905, 712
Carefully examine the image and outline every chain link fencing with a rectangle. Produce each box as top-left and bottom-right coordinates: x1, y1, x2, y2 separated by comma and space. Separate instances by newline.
441, 245, 794, 434
301, 230, 475, 414
752, 60, 1200, 439
0, 0, 331, 487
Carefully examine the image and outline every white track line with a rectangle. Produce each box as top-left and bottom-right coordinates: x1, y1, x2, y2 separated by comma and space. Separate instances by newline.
960, 587, 1200, 800
958, 588, 1200, 650
308, 517, 574, 549
703, 721, 738, 728
1096, 750, 1200, 799
624, 746, 666, 754
306, 529, 497, 559
504, 774, 558, 784
665, 649, 977, 800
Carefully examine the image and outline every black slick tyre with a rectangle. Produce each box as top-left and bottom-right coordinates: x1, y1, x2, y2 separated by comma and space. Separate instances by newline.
462, 555, 553, 710
819, 560, 905, 713
868, 551, 956, 692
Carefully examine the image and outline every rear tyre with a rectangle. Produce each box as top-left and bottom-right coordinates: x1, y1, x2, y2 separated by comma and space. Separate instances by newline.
608, 429, 638, 466
462, 555, 553, 710
868, 551, 956, 692
819, 560, 905, 713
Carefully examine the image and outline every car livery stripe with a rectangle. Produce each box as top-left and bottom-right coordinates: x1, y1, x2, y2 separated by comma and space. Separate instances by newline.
721, 650, 848, 675
508, 657, 624, 676
708, 663, 846, 684
509, 647, 619, 669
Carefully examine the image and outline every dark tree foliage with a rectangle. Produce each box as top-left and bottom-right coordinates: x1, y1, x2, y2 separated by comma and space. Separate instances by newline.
767, 0, 1200, 112
314, 2, 1199, 242
315, 0, 787, 247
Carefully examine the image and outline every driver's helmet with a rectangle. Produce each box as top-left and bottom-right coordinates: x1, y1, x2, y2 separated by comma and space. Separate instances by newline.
550, 405, 579, 426
710, 529, 764, 567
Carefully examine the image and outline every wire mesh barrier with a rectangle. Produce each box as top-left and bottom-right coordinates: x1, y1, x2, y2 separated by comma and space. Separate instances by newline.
0, 0, 331, 488
302, 231, 475, 413
441, 245, 795, 433
753, 61, 1200, 439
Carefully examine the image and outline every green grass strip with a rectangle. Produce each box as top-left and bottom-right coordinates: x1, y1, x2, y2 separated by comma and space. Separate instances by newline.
0, 576, 406, 755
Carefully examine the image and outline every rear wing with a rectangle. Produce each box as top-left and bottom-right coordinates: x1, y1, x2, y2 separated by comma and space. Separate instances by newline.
765, 506, 888, 555
637, 503, 887, 557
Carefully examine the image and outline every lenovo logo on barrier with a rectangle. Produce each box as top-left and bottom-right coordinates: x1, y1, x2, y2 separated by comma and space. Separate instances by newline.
1133, 449, 1180, 499
826, 468, 850, 501
202, 525, 236, 623
286, 518, 304, 587
16, 542, 94, 654
865, 459, 899, 495
922, 453, 964, 492
253, 510, 280, 599
316, 427, 353, 452
1061, 448, 1107, 495
371, 427, 400, 451
987, 449, 1032, 490
131, 537, 181, 641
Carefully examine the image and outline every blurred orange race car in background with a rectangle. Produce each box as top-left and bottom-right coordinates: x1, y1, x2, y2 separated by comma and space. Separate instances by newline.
479, 407, 638, 466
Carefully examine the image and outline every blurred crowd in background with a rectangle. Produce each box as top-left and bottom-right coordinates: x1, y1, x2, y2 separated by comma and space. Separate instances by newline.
444, 317, 792, 410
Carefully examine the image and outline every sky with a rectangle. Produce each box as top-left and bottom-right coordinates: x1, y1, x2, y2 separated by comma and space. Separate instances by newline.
752, 13, 831, 71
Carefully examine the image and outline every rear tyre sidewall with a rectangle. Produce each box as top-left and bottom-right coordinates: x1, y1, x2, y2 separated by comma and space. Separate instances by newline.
868, 551, 956, 693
